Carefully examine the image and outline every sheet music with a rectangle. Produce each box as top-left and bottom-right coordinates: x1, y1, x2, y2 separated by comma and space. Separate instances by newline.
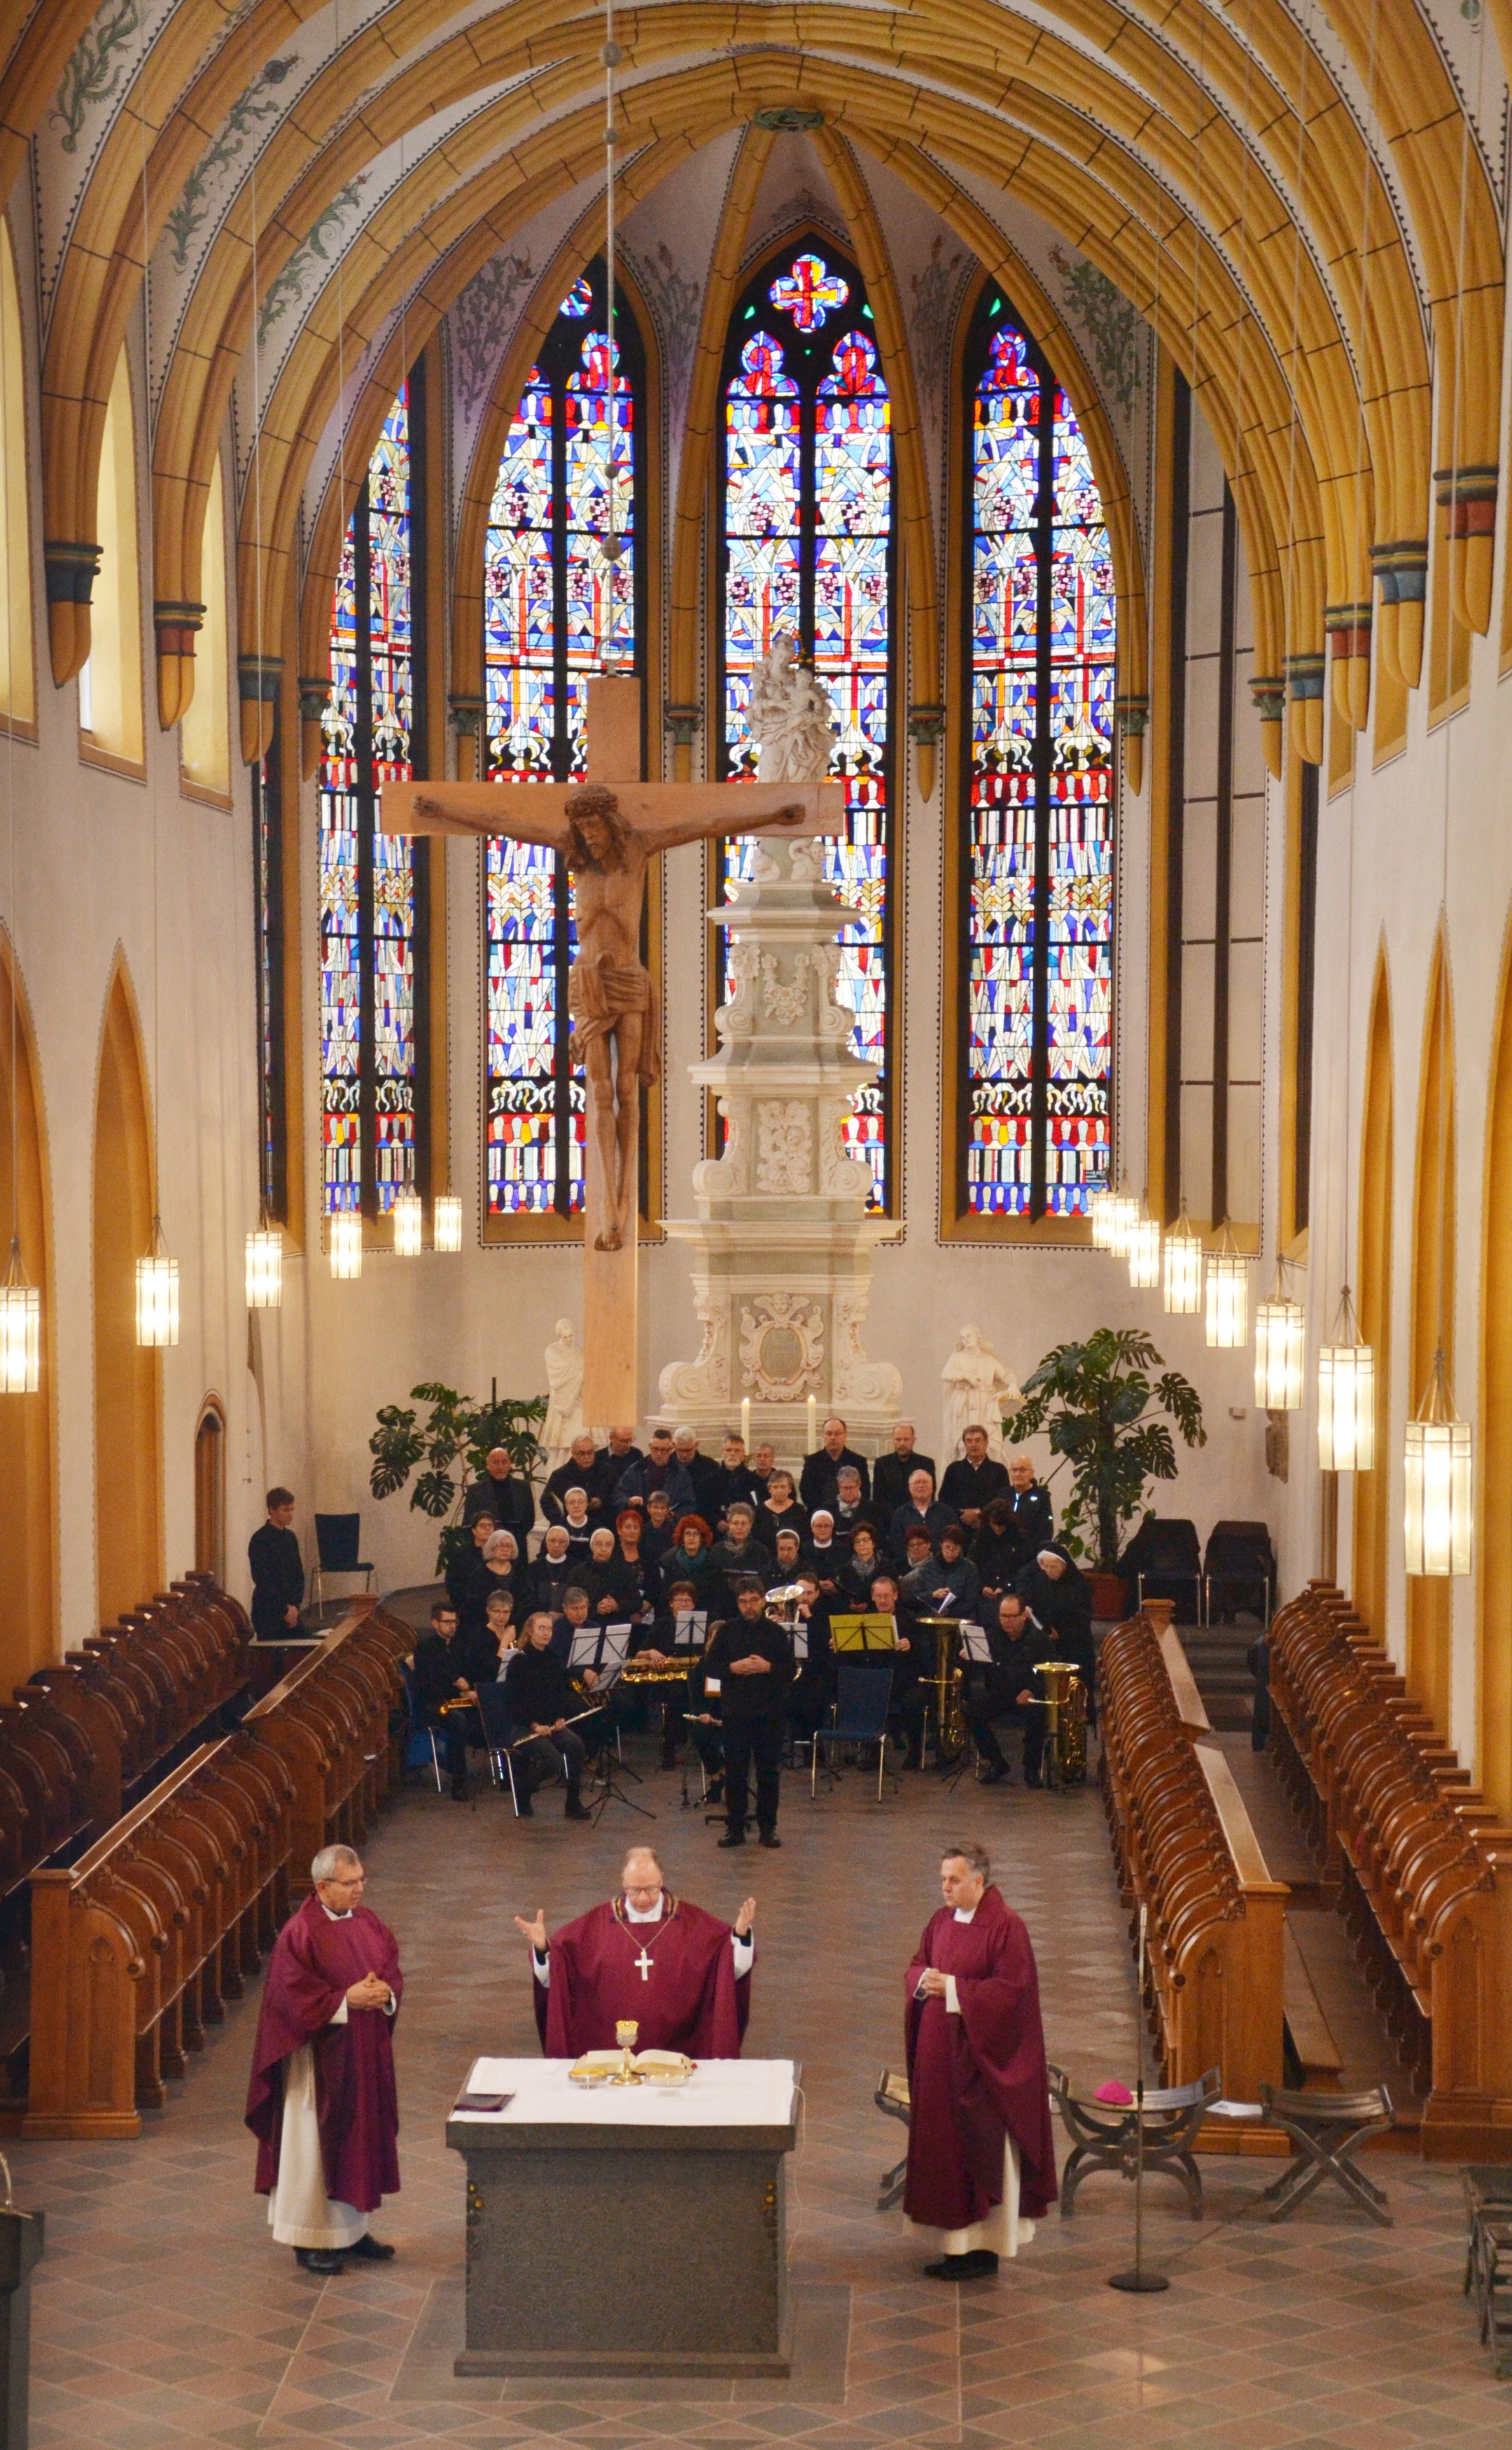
597, 1625, 631, 1685
960, 1622, 994, 1665
792, 1623, 810, 1662
568, 1628, 603, 1671
670, 1609, 707, 1651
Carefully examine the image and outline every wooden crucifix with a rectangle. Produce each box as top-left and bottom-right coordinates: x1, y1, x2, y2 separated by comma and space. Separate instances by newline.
383, 673, 845, 1422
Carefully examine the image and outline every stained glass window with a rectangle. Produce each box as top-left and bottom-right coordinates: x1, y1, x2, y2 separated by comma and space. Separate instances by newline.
963, 294, 1115, 1219
253, 723, 286, 1220
484, 260, 641, 1219
718, 239, 893, 1210
319, 370, 430, 1216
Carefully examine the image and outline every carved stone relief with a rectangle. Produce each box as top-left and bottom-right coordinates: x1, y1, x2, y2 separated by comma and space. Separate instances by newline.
832, 1292, 905, 1409
738, 1294, 825, 1400
756, 1100, 812, 1194
759, 953, 807, 1026
658, 1287, 733, 1410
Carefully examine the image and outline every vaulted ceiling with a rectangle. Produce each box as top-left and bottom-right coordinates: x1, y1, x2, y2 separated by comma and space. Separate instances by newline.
2, 0, 1506, 752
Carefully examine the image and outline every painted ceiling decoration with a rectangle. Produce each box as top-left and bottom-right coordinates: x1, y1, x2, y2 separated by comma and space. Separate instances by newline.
0, 0, 1503, 774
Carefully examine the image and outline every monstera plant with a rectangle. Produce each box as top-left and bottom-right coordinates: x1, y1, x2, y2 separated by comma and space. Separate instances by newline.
1011, 1329, 1205, 1576
368, 1382, 546, 1574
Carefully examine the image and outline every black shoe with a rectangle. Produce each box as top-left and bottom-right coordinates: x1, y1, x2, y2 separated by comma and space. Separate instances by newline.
295, 2248, 346, 2274
923, 2255, 973, 2281
564, 1794, 591, 1821
978, 1762, 1009, 1786
514, 1792, 534, 1816
758, 1832, 781, 1849
346, 2234, 395, 2262
704, 1779, 724, 1804
960, 2250, 998, 2276
449, 1779, 469, 1802
718, 1833, 746, 1848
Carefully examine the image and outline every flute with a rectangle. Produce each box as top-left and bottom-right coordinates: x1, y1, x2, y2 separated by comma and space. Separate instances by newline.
504, 1704, 605, 1752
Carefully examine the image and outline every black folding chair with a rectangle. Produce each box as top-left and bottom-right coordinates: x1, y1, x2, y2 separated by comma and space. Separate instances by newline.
475, 1682, 522, 1812
1256, 2083, 1394, 2224
813, 1662, 895, 1800
1049, 2062, 1220, 2218
874, 2067, 911, 2210
1121, 1516, 1203, 1620
1203, 1520, 1276, 1626
312, 1511, 376, 1611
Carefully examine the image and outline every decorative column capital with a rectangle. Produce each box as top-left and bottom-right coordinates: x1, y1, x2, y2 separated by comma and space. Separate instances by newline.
663, 701, 702, 746
449, 692, 486, 736
906, 702, 946, 746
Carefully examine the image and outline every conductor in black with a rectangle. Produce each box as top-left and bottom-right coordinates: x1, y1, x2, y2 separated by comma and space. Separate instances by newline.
705, 1578, 794, 1851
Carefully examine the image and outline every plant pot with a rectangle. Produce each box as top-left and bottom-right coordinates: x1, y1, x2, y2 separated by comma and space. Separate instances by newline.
1088, 1571, 1129, 1623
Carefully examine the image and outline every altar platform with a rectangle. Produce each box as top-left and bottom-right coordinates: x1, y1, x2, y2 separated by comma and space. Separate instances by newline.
447, 2056, 800, 2379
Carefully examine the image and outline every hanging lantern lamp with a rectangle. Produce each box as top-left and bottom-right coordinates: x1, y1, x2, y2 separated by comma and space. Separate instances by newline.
1205, 1221, 1248, 1349
330, 1211, 363, 1281
392, 1189, 424, 1256
1127, 1206, 1161, 1289
135, 1216, 180, 1348
245, 1222, 284, 1310
433, 1192, 463, 1253
1163, 1203, 1203, 1314
0, 1237, 40, 1394
1403, 1348, 1473, 1577
1254, 1266, 1306, 1410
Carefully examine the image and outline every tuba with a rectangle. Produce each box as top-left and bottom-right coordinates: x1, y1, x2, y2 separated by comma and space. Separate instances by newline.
915, 1619, 968, 1763
1034, 1660, 1088, 1786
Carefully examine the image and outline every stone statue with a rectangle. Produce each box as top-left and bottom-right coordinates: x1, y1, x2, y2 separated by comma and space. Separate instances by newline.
748, 634, 836, 783
542, 1318, 585, 1465
941, 1326, 1021, 1464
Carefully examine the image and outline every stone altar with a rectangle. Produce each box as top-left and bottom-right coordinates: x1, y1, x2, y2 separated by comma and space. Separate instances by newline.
448, 2057, 799, 2378
655, 835, 902, 1455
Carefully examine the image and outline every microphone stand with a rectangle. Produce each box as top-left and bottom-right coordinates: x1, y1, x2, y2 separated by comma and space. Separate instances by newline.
1109, 1905, 1170, 2293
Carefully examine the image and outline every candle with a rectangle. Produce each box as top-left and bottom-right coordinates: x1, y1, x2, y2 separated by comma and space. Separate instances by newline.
807, 1394, 818, 1452
741, 1396, 751, 1450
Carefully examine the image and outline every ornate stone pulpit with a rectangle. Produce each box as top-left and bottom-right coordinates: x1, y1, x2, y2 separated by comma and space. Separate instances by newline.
657, 833, 902, 1453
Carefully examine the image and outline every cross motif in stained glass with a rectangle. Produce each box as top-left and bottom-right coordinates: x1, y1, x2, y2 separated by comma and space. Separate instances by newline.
768, 251, 849, 330
559, 275, 593, 317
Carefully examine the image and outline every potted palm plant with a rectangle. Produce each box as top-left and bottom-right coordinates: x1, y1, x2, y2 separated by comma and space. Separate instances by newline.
368, 1382, 545, 1574
1009, 1329, 1206, 1619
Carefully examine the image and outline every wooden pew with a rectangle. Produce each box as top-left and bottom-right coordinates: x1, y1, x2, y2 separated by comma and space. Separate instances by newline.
1268, 1579, 1512, 2157
1100, 1604, 1289, 2148
10, 1606, 407, 2139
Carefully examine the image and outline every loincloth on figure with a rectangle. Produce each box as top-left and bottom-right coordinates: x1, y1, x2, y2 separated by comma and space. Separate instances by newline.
568, 956, 662, 1086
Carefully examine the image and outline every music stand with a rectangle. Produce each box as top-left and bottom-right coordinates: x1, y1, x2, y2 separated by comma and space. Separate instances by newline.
574, 1628, 654, 1823
830, 1612, 898, 1652
935, 1622, 992, 1793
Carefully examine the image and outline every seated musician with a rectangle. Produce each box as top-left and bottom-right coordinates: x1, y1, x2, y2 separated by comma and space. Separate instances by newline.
965, 1591, 1046, 1788
507, 1613, 592, 1819
783, 1571, 835, 1749
1014, 1547, 1096, 1724
864, 1569, 929, 1772
409, 1600, 483, 1803
837, 1522, 886, 1606
903, 1523, 981, 1622
629, 1576, 708, 1770
550, 1584, 594, 1667
484, 1589, 520, 1675
706, 1501, 773, 1613
803, 1511, 845, 1599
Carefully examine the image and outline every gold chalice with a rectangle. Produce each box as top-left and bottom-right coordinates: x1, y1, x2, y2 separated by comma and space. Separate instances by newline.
612, 2019, 641, 2085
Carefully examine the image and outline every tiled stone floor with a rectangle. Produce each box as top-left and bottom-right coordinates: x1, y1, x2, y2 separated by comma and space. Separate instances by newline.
13, 1738, 1510, 2448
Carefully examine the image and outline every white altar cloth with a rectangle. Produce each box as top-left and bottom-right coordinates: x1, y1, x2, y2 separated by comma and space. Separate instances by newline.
451, 2057, 797, 2127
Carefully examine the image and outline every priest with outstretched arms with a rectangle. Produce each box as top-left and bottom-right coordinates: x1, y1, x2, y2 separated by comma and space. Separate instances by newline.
515, 1845, 755, 2057
903, 1841, 1056, 2281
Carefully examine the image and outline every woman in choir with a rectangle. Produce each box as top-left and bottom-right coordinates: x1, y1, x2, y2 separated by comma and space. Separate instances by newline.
668, 1513, 721, 1609
755, 1469, 809, 1554
839, 1522, 886, 1606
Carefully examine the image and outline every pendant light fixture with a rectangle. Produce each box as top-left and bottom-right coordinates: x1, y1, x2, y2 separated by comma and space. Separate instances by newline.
392, 1188, 423, 1256
1088, 1181, 1116, 1250
1163, 1202, 1203, 1314
1205, 1220, 1248, 1349
1126, 1204, 1161, 1289
433, 1190, 463, 1253
245, 1217, 284, 1308
1317, 1289, 1375, 1471
330, 1211, 363, 1280
0, 1238, 38, 1394
136, 1216, 181, 1346
1254, 1261, 1306, 1410
1105, 1186, 1138, 1259
1404, 1348, 1472, 1577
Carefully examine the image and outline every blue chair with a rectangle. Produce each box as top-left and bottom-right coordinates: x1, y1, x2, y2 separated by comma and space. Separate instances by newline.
813, 1662, 895, 1801
399, 1667, 442, 1792
312, 1512, 376, 1611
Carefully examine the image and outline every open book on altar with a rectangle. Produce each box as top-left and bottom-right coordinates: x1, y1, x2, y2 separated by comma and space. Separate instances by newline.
570, 2047, 695, 2083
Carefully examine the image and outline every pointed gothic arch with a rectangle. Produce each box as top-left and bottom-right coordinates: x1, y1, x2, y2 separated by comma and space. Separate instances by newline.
92, 958, 163, 1628
1406, 928, 1456, 1730
0, 928, 55, 1684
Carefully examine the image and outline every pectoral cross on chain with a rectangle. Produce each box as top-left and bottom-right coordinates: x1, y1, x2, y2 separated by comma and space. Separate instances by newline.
634, 1945, 654, 1982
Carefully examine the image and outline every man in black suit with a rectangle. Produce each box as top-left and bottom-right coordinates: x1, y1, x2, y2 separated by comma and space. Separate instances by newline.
799, 1415, 872, 1511
410, 1601, 482, 1801
543, 1434, 612, 1524
872, 1422, 937, 1522
965, 1591, 1048, 1786
596, 1427, 643, 1483
463, 1447, 536, 1544
1004, 1453, 1056, 1553
939, 1425, 1011, 1532
248, 1489, 304, 1639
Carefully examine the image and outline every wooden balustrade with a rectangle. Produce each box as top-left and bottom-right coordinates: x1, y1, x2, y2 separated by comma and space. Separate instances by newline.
1100, 1601, 1288, 2147
1268, 1579, 1512, 2158
10, 1606, 410, 2140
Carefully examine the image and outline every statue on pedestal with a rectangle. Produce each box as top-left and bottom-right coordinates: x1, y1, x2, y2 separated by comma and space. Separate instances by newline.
542, 1320, 586, 1465
941, 1326, 1021, 1464
748, 636, 836, 783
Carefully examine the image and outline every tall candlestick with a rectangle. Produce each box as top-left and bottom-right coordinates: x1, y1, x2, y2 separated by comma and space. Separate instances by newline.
807, 1394, 818, 1452
741, 1396, 751, 1450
